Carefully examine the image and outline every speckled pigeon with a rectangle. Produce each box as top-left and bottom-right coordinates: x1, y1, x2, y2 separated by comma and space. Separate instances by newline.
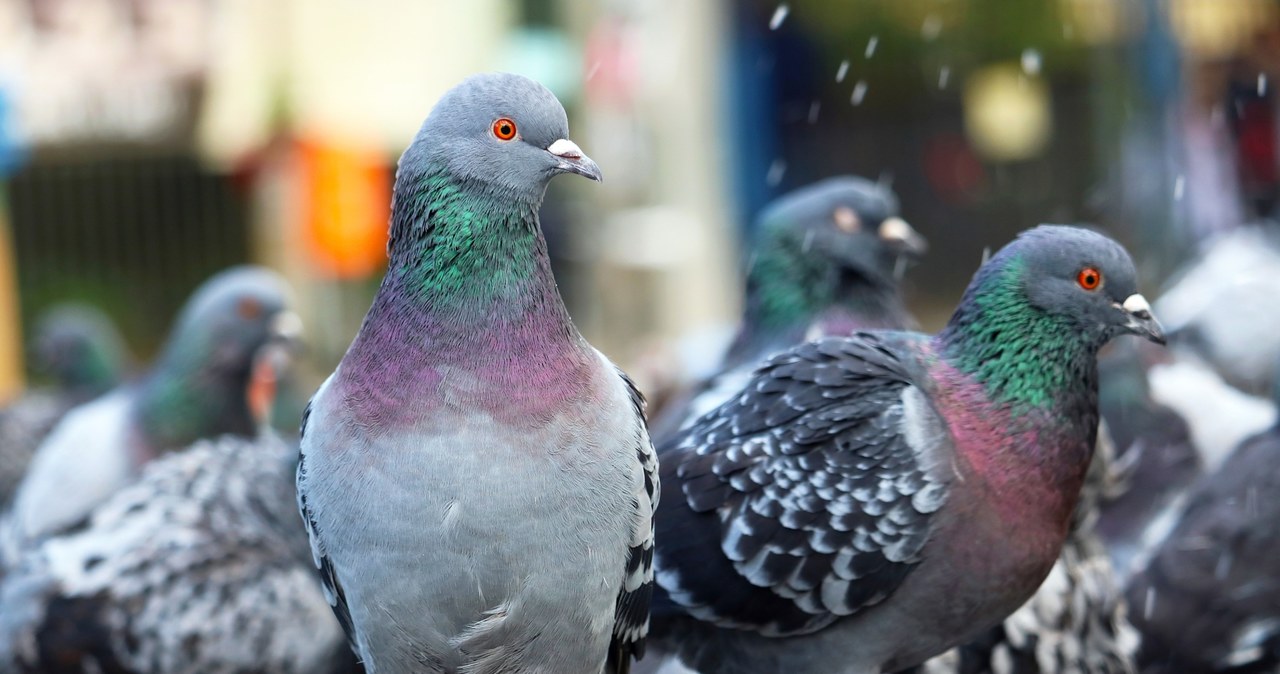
295, 73, 657, 674
1124, 359, 1280, 673
0, 435, 358, 674
650, 225, 1165, 674
4, 266, 297, 551
0, 304, 130, 506
649, 176, 925, 439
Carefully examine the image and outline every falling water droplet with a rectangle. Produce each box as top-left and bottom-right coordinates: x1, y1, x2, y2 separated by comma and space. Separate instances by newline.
939, 66, 951, 89
769, 4, 789, 30
1174, 175, 1185, 201
802, 229, 816, 253
1021, 49, 1042, 76
585, 61, 602, 81
865, 36, 879, 59
808, 100, 821, 124
1259, 73, 1268, 96
767, 159, 787, 186
851, 80, 868, 106
836, 60, 850, 83
921, 14, 942, 40
1144, 587, 1156, 619
981, 247, 992, 264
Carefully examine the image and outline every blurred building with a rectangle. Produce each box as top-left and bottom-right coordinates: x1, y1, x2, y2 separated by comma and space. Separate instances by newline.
1, 0, 1278, 397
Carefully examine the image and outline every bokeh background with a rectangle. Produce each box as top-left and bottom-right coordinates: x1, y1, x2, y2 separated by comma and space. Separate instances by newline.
0, 0, 1275, 405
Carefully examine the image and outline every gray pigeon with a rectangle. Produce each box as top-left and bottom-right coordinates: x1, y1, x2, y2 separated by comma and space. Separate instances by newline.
648, 176, 925, 440
1124, 356, 1280, 673
650, 225, 1165, 674
4, 266, 297, 551
295, 73, 658, 674
0, 304, 130, 506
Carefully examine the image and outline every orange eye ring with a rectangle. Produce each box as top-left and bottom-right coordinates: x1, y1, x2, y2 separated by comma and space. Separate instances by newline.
492, 117, 518, 141
1077, 267, 1102, 291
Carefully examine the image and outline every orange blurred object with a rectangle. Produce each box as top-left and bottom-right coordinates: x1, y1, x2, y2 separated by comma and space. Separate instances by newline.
296, 138, 391, 279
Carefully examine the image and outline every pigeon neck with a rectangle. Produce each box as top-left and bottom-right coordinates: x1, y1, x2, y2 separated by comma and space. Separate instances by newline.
61, 346, 122, 400
358, 169, 579, 364
935, 257, 1100, 432
729, 242, 902, 368
134, 353, 256, 454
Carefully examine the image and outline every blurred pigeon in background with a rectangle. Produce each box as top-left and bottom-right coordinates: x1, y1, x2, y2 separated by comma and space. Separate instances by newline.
649, 175, 925, 439
1155, 223, 1280, 395
295, 73, 657, 674
1125, 357, 1280, 673
0, 304, 130, 506
3, 266, 298, 553
650, 226, 1165, 674
0, 338, 359, 674
1094, 340, 1203, 576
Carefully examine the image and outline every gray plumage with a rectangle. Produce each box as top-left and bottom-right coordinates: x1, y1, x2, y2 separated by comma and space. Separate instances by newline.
0, 305, 129, 507
1154, 223, 1280, 395
4, 267, 295, 552
1124, 359, 1280, 673
0, 433, 357, 674
296, 73, 656, 674
648, 176, 924, 440
649, 226, 1166, 674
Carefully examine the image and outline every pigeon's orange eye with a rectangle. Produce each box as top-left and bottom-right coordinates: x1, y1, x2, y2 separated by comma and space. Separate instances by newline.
237, 297, 263, 319
1077, 267, 1102, 290
492, 118, 517, 141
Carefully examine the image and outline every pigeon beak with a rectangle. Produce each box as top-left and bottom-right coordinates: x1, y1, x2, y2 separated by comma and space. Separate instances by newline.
547, 139, 602, 183
878, 217, 928, 256
1118, 294, 1166, 345
269, 310, 306, 351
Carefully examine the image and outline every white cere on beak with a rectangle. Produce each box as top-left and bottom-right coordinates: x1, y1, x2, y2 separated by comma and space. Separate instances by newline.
271, 310, 304, 340
1122, 294, 1153, 317
879, 217, 914, 242
547, 139, 584, 159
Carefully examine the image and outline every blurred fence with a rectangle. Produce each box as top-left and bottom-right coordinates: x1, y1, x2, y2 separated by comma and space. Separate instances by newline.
8, 153, 250, 358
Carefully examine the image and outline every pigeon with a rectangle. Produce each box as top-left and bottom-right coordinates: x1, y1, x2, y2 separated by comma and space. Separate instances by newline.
650, 225, 1165, 674
0, 305, 130, 506
1154, 223, 1280, 395
0, 337, 357, 674
912, 425, 1139, 674
4, 266, 298, 551
649, 176, 925, 438
295, 73, 658, 674
1093, 340, 1203, 577
1124, 359, 1280, 674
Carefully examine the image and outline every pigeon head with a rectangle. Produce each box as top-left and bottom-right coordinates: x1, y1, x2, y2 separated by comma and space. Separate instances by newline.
756, 176, 925, 288
160, 266, 299, 376
401, 72, 600, 202
30, 303, 129, 397
136, 265, 302, 451
940, 225, 1164, 411
1002, 225, 1165, 347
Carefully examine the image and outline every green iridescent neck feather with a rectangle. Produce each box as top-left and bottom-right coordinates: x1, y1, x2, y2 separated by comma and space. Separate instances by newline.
385, 171, 552, 312
938, 257, 1094, 412
745, 229, 895, 332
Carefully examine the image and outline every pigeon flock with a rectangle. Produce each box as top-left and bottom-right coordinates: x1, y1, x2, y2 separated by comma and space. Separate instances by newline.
0, 71, 1273, 674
